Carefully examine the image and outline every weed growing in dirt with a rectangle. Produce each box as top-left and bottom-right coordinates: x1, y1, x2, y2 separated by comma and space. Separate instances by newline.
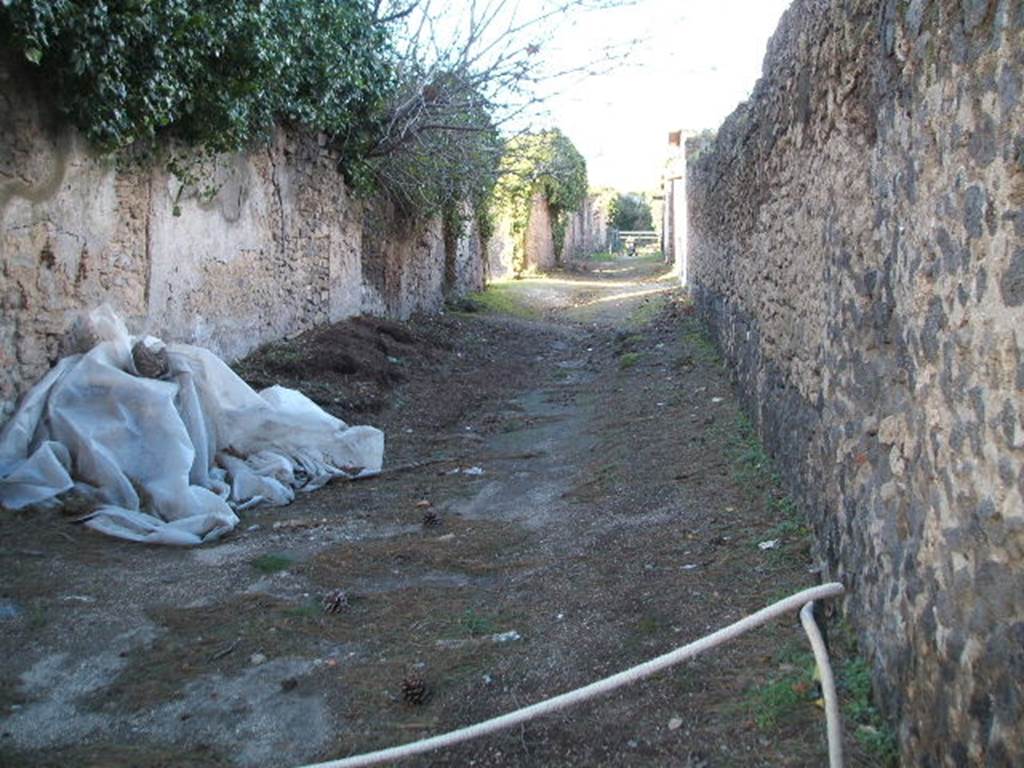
680, 318, 721, 365
636, 614, 660, 635
764, 495, 811, 541
251, 553, 295, 574
841, 658, 899, 766
725, 413, 773, 489
747, 651, 817, 729
469, 284, 539, 320
285, 599, 324, 619
27, 605, 48, 631
619, 351, 641, 369
628, 295, 669, 327
258, 344, 306, 372
710, 413, 814, 564
755, 623, 898, 765
460, 608, 499, 637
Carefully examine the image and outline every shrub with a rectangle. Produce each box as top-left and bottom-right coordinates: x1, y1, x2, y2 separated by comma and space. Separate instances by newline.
1, 0, 395, 179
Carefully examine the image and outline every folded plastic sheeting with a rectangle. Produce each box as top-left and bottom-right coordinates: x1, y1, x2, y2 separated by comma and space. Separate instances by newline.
0, 307, 384, 545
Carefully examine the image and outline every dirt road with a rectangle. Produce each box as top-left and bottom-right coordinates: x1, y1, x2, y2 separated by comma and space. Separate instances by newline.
1, 256, 875, 767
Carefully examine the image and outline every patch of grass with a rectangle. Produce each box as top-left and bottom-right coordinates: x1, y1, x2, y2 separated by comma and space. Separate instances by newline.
619, 351, 641, 369
628, 294, 668, 326
588, 252, 615, 262
634, 250, 665, 263
459, 608, 499, 637
747, 651, 817, 730
284, 598, 323, 619
841, 658, 899, 766
636, 614, 660, 635
250, 553, 295, 574
258, 343, 305, 371
27, 605, 48, 631
680, 318, 720, 365
469, 283, 539, 320
725, 413, 772, 489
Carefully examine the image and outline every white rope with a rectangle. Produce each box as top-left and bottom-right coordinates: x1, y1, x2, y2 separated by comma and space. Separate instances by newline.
801, 601, 844, 768
296, 582, 845, 768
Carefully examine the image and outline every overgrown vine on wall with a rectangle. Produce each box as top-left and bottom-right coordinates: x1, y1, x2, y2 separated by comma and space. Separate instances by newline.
491, 129, 587, 273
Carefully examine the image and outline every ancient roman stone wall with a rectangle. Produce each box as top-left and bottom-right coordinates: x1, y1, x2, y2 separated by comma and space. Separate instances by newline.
687, 1, 1023, 763
0, 57, 483, 419
561, 194, 608, 261
524, 191, 557, 271
485, 191, 605, 280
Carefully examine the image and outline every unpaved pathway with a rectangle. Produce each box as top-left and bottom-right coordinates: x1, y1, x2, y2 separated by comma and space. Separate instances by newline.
0, 256, 859, 767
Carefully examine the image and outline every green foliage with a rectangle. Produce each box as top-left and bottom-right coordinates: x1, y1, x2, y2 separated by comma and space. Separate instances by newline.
747, 651, 817, 729
841, 658, 899, 766
469, 283, 539, 320
459, 608, 498, 637
2, 0, 395, 177
679, 317, 721, 366
250, 553, 294, 574
609, 192, 654, 231
491, 129, 587, 273
618, 351, 640, 369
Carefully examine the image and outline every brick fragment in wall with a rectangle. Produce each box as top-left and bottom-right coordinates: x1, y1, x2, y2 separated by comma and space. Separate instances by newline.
686, 1, 1024, 764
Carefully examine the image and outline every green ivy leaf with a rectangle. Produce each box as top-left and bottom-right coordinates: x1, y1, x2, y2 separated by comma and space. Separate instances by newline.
24, 47, 43, 64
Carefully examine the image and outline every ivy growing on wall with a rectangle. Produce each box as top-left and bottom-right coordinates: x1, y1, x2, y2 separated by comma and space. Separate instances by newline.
491, 129, 588, 273
1, 0, 395, 186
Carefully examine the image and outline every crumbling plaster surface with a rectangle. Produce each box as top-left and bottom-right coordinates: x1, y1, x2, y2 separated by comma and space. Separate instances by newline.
687, 1, 1024, 764
0, 59, 485, 420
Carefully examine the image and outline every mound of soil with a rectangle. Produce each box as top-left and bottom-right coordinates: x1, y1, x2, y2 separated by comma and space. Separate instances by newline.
234, 316, 450, 416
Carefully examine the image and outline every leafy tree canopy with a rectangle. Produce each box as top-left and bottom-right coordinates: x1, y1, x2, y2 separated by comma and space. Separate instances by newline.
609, 192, 654, 231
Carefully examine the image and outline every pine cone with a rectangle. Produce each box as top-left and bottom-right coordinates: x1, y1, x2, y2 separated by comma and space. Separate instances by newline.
132, 339, 170, 379
322, 589, 350, 614
401, 673, 429, 705
422, 510, 442, 528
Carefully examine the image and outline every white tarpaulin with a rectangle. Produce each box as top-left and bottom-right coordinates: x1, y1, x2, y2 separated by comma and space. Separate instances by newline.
0, 306, 384, 545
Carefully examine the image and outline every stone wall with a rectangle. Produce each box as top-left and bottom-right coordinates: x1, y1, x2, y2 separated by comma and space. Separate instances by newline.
561, 194, 609, 261
524, 191, 557, 271
687, 1, 1023, 763
0, 57, 483, 419
485, 191, 605, 280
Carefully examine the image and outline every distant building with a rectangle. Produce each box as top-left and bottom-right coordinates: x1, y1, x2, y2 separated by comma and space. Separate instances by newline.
661, 129, 694, 284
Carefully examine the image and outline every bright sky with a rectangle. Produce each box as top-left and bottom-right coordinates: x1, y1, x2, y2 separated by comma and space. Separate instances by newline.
536, 0, 793, 191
